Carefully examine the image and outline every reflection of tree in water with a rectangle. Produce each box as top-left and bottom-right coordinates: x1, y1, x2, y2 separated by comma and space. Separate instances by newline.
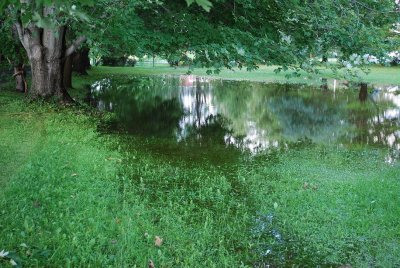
91, 76, 184, 136
212, 80, 281, 151
213, 81, 349, 148
179, 114, 235, 145
347, 91, 400, 160
266, 95, 346, 143
120, 97, 183, 136
195, 77, 206, 127
177, 76, 218, 140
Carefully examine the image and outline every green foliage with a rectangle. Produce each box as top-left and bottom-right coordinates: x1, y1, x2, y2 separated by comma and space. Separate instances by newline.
133, 0, 398, 72
186, 0, 212, 12
1, 0, 399, 75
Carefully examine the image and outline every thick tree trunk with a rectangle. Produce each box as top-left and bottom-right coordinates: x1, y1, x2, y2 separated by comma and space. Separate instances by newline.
64, 55, 73, 88
14, 9, 86, 101
16, 23, 66, 99
359, 83, 368, 102
30, 57, 65, 99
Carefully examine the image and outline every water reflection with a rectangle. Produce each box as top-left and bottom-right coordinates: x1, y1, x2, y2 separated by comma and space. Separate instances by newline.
177, 76, 218, 141
90, 75, 400, 158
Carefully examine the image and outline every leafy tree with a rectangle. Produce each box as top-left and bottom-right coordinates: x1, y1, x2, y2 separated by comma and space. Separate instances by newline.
0, 0, 398, 100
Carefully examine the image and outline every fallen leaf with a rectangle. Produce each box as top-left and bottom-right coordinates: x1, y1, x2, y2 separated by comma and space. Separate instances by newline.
71, 173, 78, 177
154, 236, 163, 247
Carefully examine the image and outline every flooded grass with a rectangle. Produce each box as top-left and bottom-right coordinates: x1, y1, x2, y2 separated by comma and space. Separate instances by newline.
0, 71, 400, 267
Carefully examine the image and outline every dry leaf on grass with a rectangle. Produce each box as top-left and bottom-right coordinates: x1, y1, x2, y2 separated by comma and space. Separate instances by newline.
154, 236, 163, 247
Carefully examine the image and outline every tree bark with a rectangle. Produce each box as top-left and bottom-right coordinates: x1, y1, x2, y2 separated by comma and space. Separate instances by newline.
72, 47, 90, 75
63, 55, 73, 88
13, 64, 27, 92
14, 9, 86, 101
10, 24, 27, 92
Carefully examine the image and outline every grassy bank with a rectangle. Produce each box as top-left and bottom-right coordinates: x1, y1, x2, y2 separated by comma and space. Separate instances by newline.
1, 71, 400, 267
0, 90, 124, 266
89, 64, 400, 86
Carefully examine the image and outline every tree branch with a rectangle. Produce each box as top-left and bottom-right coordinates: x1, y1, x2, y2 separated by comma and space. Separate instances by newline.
14, 20, 27, 49
65, 36, 87, 57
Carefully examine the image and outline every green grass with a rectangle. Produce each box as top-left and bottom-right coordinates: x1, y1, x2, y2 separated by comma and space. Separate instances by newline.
0, 90, 46, 191
0, 91, 123, 266
1, 70, 400, 267
89, 64, 400, 86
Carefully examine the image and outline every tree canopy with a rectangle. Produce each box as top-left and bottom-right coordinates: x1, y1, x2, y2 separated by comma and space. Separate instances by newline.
0, 0, 399, 98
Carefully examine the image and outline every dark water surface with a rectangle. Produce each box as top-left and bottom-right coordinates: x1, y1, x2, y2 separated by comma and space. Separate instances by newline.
89, 75, 400, 163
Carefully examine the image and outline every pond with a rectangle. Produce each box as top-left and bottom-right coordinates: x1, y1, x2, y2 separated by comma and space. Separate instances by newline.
89, 75, 400, 163
87, 75, 400, 266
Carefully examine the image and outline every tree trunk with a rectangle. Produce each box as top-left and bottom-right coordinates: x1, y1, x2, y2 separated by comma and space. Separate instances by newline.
359, 83, 368, 102
13, 65, 27, 92
10, 24, 28, 92
64, 55, 73, 88
14, 9, 86, 101
30, 57, 64, 98
72, 48, 90, 75
16, 23, 66, 99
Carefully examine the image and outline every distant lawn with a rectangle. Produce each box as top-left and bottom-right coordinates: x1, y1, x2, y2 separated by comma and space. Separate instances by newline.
89, 64, 400, 86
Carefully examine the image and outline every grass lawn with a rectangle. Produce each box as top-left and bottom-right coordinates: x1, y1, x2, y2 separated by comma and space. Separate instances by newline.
89, 64, 400, 86
0, 68, 399, 267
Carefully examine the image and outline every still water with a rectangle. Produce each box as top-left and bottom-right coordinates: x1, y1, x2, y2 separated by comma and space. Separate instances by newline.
89, 75, 400, 162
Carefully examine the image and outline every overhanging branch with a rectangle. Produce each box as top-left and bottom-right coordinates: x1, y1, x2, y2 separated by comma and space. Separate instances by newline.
65, 36, 87, 57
